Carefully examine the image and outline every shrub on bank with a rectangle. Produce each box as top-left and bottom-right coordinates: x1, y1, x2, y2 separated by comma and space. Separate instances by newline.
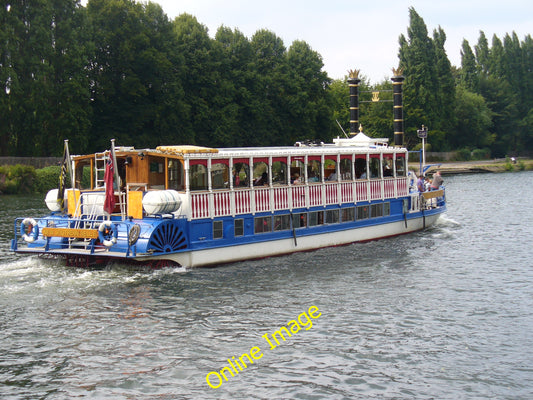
471, 148, 491, 160
453, 148, 471, 161
0, 164, 91, 194
0, 164, 36, 194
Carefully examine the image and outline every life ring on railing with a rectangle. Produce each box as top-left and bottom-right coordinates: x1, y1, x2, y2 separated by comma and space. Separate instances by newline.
20, 217, 39, 243
98, 220, 117, 247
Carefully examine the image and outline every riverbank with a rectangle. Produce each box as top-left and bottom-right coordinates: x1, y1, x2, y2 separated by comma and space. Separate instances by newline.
409, 158, 533, 175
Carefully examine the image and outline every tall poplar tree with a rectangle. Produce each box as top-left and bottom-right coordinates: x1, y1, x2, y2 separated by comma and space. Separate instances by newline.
460, 40, 478, 92
398, 7, 440, 148
87, 0, 185, 151
1, 0, 90, 156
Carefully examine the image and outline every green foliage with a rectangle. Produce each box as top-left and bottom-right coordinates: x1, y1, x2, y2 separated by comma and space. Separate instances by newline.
1, 3, 532, 159
34, 166, 61, 193
454, 148, 472, 161
471, 148, 491, 160
0, 165, 36, 194
504, 157, 515, 171
33, 165, 90, 193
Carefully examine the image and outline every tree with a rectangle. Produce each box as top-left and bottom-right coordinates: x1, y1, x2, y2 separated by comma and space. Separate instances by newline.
474, 31, 490, 75
398, 7, 440, 148
433, 27, 456, 148
87, 0, 185, 151
1, 0, 91, 156
284, 40, 331, 143
453, 85, 493, 149
248, 29, 288, 146
460, 39, 478, 92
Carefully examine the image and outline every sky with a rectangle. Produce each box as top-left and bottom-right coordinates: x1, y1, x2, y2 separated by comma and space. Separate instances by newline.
82, 0, 533, 83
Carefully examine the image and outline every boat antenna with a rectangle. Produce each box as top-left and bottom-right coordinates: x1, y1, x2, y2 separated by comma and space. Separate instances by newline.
336, 120, 349, 138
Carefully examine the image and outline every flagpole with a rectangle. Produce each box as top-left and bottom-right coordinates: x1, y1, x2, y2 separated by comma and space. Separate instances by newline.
64, 140, 74, 188
110, 139, 121, 190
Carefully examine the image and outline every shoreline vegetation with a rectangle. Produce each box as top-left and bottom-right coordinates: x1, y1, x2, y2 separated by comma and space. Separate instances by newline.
410, 158, 533, 175
1, 158, 531, 195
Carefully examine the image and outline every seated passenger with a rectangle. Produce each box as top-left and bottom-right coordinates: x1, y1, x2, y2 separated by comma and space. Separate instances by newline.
327, 171, 337, 181
291, 173, 301, 184
308, 171, 319, 182
254, 172, 268, 186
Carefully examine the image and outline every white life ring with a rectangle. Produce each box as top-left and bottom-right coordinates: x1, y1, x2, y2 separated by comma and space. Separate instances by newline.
98, 220, 117, 247
20, 217, 39, 243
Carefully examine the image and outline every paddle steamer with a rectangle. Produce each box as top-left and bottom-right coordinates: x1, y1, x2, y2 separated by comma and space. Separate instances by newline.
11, 69, 446, 268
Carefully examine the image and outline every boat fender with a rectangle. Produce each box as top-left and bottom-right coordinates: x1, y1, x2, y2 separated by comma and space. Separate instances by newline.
128, 223, 141, 246
98, 220, 117, 247
20, 218, 39, 243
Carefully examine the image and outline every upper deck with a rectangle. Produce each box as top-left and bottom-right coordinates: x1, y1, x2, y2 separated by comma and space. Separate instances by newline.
68, 132, 410, 221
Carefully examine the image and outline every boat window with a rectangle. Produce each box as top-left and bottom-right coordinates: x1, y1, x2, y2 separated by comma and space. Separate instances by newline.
213, 220, 223, 239
274, 215, 291, 231
355, 157, 367, 179
340, 157, 352, 180
232, 160, 249, 188
272, 160, 287, 185
384, 202, 391, 216
325, 209, 339, 224
254, 216, 272, 234
369, 156, 381, 179
211, 161, 229, 189
167, 159, 184, 190
234, 219, 244, 236
189, 162, 208, 191
371, 203, 383, 218
383, 155, 393, 177
290, 158, 305, 184
395, 155, 406, 177
307, 158, 321, 183
149, 156, 166, 189
292, 213, 307, 228
324, 159, 337, 181
341, 207, 355, 222
309, 211, 324, 226
356, 205, 369, 219
74, 160, 92, 189
253, 160, 268, 186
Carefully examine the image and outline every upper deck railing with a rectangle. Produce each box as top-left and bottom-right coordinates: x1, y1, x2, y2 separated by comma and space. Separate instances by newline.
189, 177, 408, 220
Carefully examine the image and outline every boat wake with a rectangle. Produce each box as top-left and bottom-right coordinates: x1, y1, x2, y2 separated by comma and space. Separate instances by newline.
436, 213, 461, 229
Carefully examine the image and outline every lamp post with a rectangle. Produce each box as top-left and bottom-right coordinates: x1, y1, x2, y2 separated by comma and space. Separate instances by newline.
417, 125, 428, 173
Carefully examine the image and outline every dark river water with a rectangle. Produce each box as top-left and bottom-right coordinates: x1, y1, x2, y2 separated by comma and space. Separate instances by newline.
1, 172, 532, 399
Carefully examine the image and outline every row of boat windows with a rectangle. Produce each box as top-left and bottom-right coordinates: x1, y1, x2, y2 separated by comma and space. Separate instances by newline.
212, 203, 391, 239
74, 153, 406, 191
175, 155, 406, 191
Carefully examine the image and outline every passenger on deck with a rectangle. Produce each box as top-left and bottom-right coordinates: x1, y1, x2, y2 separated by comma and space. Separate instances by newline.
430, 170, 443, 190
308, 171, 319, 182
232, 169, 240, 187
291, 173, 301, 184
254, 172, 268, 186
424, 177, 431, 191
417, 175, 425, 192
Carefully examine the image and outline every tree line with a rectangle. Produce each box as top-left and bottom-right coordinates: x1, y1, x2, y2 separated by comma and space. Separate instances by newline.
1, 2, 531, 158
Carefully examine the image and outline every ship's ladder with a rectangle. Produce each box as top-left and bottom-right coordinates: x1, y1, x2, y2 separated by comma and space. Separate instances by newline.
94, 151, 127, 219
94, 152, 108, 188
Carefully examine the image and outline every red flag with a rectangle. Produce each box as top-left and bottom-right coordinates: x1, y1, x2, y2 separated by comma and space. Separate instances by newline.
103, 158, 115, 215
